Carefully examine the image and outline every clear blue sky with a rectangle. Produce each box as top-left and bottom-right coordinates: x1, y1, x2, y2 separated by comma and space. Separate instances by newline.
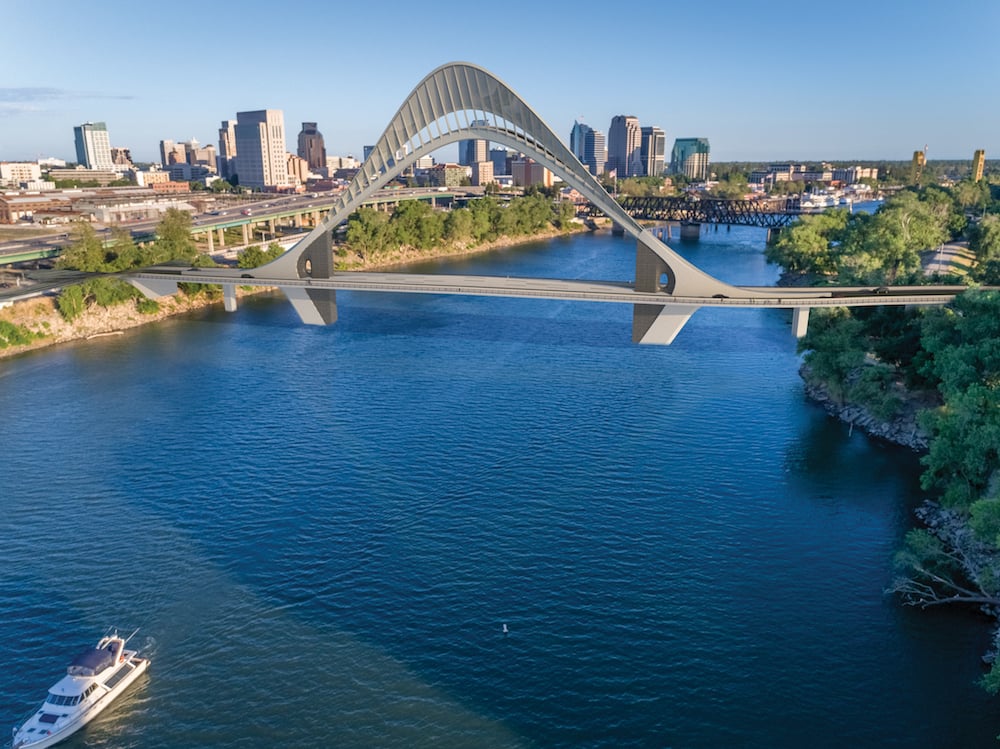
3, 0, 996, 164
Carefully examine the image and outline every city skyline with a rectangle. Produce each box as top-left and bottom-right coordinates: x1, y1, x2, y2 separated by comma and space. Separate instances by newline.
2, 0, 997, 165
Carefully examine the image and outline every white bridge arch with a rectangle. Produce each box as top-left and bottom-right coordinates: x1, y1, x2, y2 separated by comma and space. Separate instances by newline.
260, 63, 757, 304
132, 62, 843, 343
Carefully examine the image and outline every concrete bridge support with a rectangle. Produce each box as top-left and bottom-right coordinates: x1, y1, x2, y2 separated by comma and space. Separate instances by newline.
217, 228, 226, 247
206, 230, 214, 253
223, 284, 237, 312
679, 221, 701, 241
632, 303, 699, 344
635, 240, 671, 293
242, 224, 250, 245
791, 307, 810, 338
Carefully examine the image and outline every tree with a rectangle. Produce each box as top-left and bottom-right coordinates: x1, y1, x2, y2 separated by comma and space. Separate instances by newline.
969, 215, 1000, 284
708, 174, 749, 199
238, 243, 284, 269
765, 209, 848, 276
917, 291, 1000, 506
836, 191, 947, 285
391, 200, 443, 249
554, 200, 577, 230
891, 525, 1000, 609
57, 221, 108, 271
797, 308, 867, 403
443, 208, 474, 243
953, 179, 990, 215
106, 225, 141, 270
345, 207, 394, 261
152, 208, 198, 264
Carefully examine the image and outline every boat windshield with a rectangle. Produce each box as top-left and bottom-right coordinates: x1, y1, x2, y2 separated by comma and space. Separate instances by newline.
46, 692, 81, 706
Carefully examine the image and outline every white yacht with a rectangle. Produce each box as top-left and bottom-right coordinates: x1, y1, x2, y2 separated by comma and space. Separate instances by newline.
12, 630, 149, 749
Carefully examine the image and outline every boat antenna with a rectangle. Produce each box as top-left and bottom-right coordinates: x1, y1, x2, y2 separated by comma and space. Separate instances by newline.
123, 627, 140, 644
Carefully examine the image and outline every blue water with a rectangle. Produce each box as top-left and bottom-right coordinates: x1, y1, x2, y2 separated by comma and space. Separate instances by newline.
1, 226, 997, 747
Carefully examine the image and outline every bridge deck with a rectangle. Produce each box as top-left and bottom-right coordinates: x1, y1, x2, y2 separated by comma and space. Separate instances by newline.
131, 269, 963, 310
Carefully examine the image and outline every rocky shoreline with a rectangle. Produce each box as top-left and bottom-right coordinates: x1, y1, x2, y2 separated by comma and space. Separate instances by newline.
799, 364, 934, 451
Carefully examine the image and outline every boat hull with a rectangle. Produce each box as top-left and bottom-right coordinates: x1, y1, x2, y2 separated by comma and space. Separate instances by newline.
13, 655, 149, 749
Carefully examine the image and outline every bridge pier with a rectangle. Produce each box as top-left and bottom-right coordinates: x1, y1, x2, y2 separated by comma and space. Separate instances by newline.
206, 230, 214, 253
679, 221, 701, 241
217, 228, 226, 247
223, 284, 237, 312
791, 307, 810, 338
767, 227, 781, 245
611, 222, 625, 237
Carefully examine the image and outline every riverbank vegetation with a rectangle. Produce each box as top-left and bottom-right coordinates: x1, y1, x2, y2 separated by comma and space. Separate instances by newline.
1, 193, 585, 358
338, 192, 579, 267
770, 182, 1000, 691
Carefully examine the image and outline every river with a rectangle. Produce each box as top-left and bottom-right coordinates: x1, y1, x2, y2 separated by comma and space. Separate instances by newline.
1, 223, 996, 747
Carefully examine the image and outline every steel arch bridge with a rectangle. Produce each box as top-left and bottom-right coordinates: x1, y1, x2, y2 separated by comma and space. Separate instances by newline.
247, 63, 797, 324
130, 62, 900, 344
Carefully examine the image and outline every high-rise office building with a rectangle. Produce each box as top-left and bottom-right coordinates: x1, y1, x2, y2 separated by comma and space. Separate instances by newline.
570, 120, 592, 163
73, 122, 114, 170
459, 122, 489, 166
640, 126, 666, 177
972, 149, 986, 182
584, 129, 607, 177
607, 115, 642, 178
297, 122, 327, 171
217, 120, 238, 180
184, 140, 216, 171
110, 147, 133, 168
670, 137, 710, 180
489, 147, 511, 176
160, 139, 184, 167
570, 120, 607, 176
234, 109, 289, 190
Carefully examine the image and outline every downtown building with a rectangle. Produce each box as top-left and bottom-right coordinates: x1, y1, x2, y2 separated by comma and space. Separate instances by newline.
73, 122, 114, 171
670, 137, 710, 181
233, 109, 290, 190
607, 115, 642, 178
640, 126, 665, 177
217, 120, 238, 180
297, 122, 327, 171
458, 121, 489, 166
570, 120, 607, 177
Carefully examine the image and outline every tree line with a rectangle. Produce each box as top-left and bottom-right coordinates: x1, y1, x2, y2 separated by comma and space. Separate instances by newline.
342, 192, 578, 263
54, 209, 282, 322
769, 182, 1000, 691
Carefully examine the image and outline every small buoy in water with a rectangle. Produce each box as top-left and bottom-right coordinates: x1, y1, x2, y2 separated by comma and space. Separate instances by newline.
502, 623, 508, 636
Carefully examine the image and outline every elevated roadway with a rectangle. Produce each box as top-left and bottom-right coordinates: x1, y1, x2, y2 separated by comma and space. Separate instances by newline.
127, 265, 969, 345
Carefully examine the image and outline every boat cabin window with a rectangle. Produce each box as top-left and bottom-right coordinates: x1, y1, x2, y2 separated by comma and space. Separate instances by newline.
84, 684, 98, 698
46, 693, 81, 706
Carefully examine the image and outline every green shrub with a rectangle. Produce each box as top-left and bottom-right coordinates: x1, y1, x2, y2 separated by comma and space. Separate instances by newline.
56, 285, 86, 321
0, 320, 44, 348
136, 297, 160, 314
82, 277, 140, 307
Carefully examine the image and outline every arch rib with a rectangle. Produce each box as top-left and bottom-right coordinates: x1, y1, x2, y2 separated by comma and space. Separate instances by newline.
258, 62, 748, 300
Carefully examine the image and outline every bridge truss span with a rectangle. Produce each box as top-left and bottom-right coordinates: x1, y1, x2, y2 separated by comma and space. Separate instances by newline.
617, 196, 807, 229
